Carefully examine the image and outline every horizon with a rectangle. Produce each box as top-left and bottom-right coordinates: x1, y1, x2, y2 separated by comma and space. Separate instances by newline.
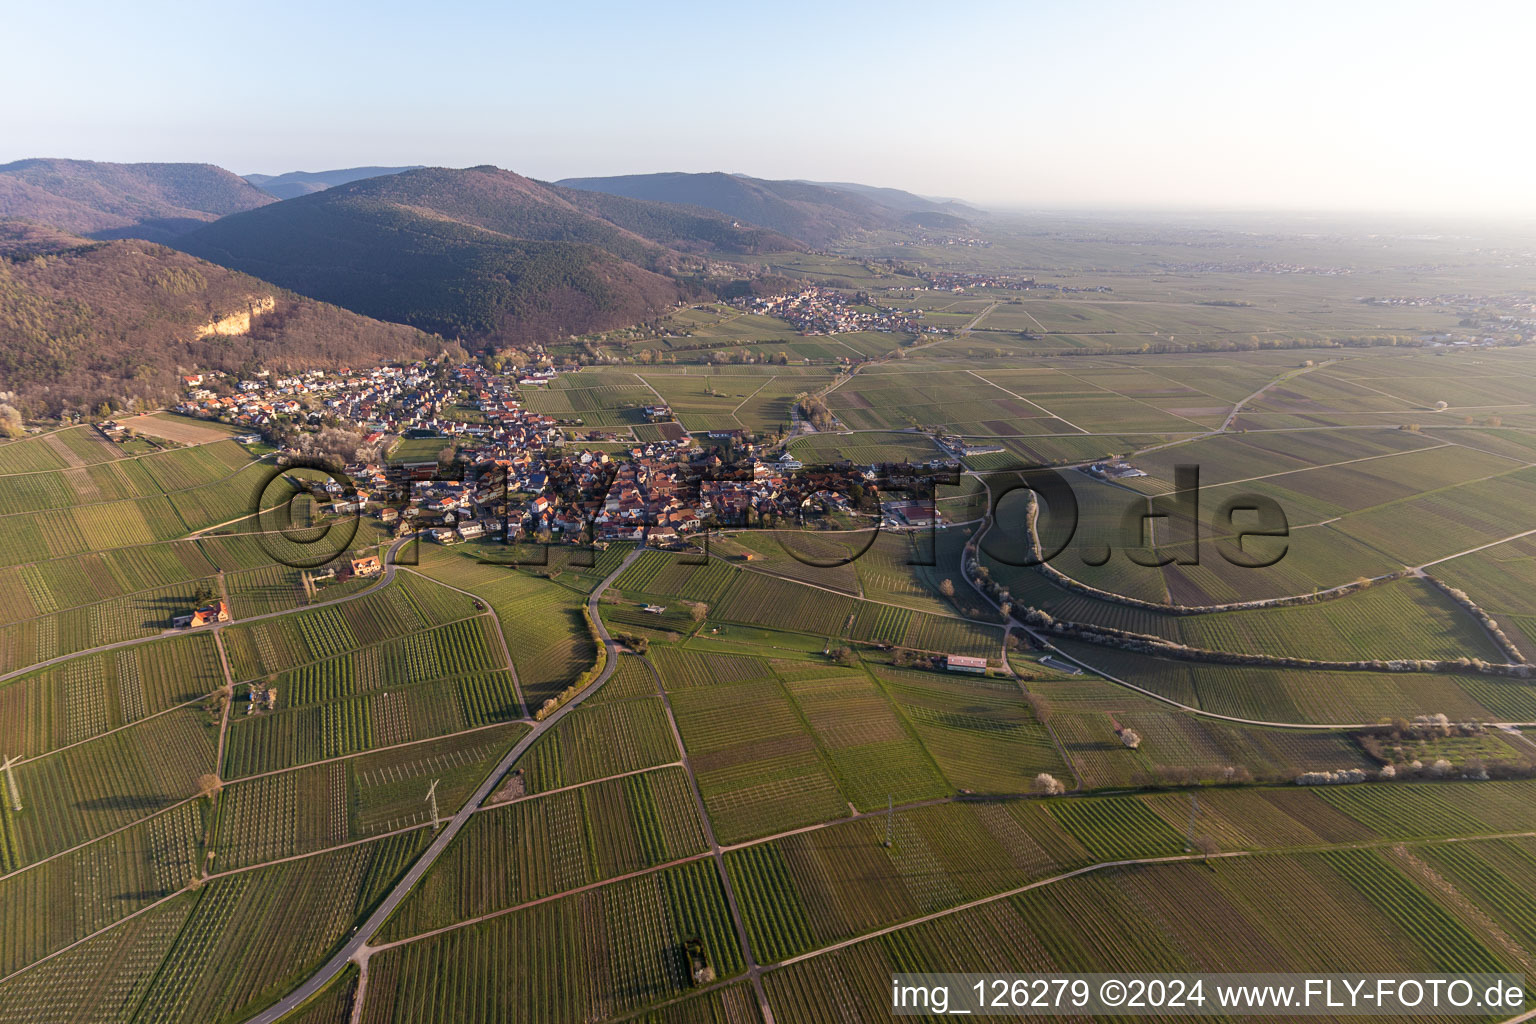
10, 156, 1536, 231
6, 0, 1531, 216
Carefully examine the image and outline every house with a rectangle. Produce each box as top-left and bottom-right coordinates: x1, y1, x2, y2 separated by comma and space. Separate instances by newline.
456, 521, 485, 541
174, 600, 230, 628
642, 604, 667, 614
945, 654, 987, 674
349, 556, 382, 578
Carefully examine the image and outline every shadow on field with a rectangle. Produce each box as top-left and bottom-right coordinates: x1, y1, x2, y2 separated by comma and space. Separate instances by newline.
75, 795, 176, 813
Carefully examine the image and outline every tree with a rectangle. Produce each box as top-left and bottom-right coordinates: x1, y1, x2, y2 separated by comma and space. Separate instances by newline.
1119, 728, 1141, 750
0, 405, 23, 439
688, 601, 709, 623
1032, 773, 1065, 796
192, 582, 219, 608
939, 578, 956, 598
831, 645, 857, 667
1194, 834, 1219, 864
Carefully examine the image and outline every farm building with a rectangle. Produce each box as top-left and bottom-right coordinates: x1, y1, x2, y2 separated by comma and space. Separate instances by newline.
945, 654, 988, 674
884, 500, 939, 527
174, 600, 229, 629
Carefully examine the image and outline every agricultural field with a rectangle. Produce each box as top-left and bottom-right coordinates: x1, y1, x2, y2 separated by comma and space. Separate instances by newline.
8, 222, 1536, 1023
666, 672, 849, 843
5, 704, 217, 865
381, 766, 710, 940
0, 632, 224, 758
214, 725, 527, 867
872, 664, 1070, 793
760, 841, 1528, 1022
359, 859, 743, 1024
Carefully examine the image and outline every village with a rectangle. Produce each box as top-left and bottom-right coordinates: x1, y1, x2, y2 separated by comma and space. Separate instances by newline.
169, 360, 944, 572
734, 287, 929, 335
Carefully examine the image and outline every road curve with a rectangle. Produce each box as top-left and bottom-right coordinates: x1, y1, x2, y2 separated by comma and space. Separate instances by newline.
240, 546, 645, 1024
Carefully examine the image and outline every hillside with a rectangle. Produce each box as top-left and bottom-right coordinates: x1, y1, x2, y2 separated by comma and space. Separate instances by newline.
243, 165, 425, 199
556, 171, 974, 245
0, 159, 275, 242
0, 227, 444, 414
175, 166, 791, 346
801, 179, 978, 216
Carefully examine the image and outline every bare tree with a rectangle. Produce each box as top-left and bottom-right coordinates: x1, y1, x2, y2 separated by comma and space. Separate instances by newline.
1194, 835, 1219, 865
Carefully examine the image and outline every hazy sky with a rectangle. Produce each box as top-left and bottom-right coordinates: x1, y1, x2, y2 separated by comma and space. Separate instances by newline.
5, 0, 1530, 213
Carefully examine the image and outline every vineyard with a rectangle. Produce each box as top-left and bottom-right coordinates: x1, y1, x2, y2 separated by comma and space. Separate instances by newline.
360, 859, 742, 1024
4, 343, 1536, 1023
756, 841, 1525, 1022
276, 617, 503, 707
778, 671, 949, 810
89, 833, 425, 1024
0, 633, 223, 759
0, 801, 200, 978
709, 571, 1003, 658
215, 726, 525, 868
7, 706, 216, 865
223, 666, 523, 777
667, 676, 848, 842
514, 698, 676, 794
222, 579, 473, 681
382, 766, 709, 941
1052, 639, 1530, 723
872, 665, 1070, 793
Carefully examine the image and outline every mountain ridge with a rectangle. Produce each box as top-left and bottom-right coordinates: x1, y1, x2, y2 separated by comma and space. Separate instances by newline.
555, 171, 976, 245
0, 159, 275, 242
243, 166, 426, 199
174, 165, 801, 347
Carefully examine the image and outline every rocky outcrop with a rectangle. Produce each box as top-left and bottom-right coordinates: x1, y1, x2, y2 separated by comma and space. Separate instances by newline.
196, 294, 275, 338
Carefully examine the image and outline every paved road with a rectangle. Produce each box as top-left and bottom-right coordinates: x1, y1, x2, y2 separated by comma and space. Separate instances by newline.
241, 546, 645, 1024
0, 533, 410, 692
956, 476, 1536, 732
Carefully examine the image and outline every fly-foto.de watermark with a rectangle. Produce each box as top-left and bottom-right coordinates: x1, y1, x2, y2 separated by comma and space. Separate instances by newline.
890, 973, 1526, 1016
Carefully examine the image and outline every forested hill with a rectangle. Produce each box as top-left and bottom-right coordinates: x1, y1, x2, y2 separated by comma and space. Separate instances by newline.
0, 226, 444, 415
173, 166, 794, 346
557, 171, 974, 245
0, 159, 275, 243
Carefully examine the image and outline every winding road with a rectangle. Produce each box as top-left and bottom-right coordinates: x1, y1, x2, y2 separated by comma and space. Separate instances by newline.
240, 546, 645, 1024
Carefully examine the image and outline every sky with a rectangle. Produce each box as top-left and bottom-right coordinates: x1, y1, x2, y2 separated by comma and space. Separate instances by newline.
4, 0, 1531, 214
